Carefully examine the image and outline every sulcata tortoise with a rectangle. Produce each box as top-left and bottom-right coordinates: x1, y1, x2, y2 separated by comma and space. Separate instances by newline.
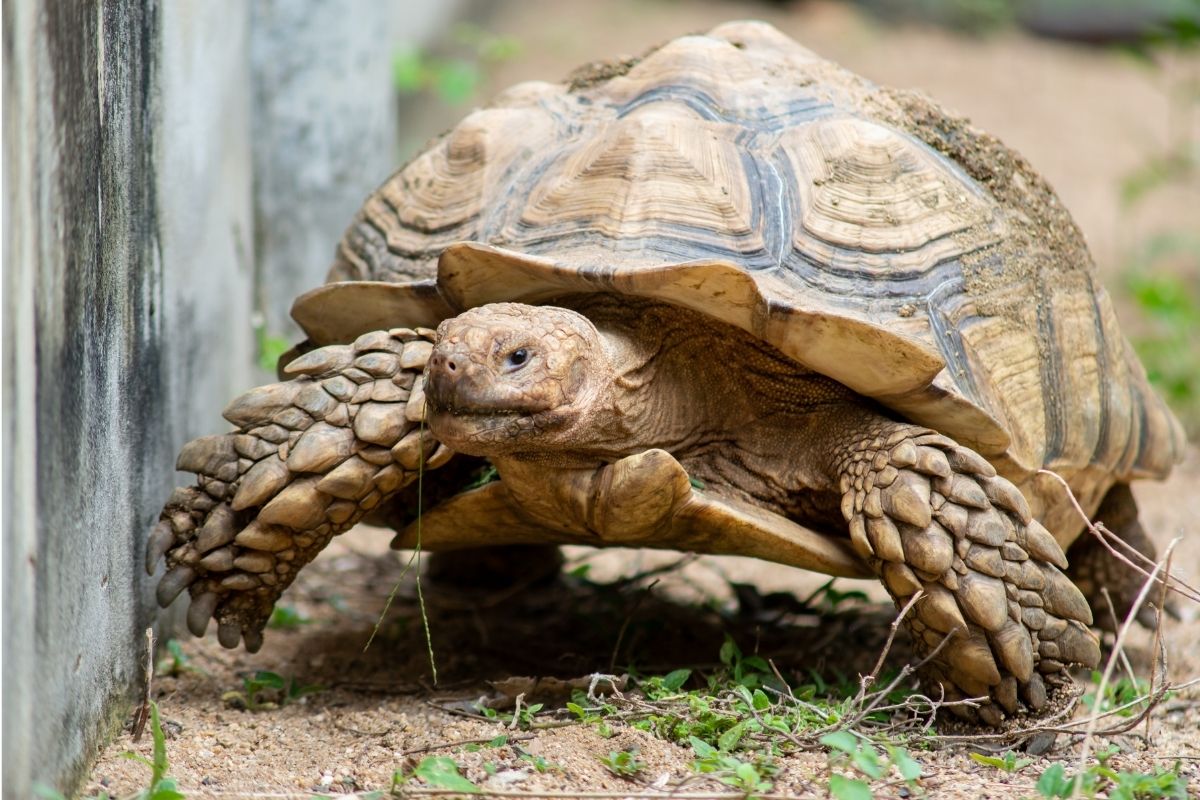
147, 21, 1186, 725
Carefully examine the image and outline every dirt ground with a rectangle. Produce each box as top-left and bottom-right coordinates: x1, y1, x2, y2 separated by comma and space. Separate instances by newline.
88, 2, 1199, 798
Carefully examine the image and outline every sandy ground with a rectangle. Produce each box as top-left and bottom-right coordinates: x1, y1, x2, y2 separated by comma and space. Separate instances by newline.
87, 2, 1199, 798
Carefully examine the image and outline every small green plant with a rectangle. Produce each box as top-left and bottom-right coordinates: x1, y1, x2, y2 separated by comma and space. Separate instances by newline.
267, 605, 311, 630
476, 700, 544, 729
969, 749, 1034, 773
394, 756, 479, 794
1124, 264, 1200, 433
1034, 757, 1188, 800
254, 320, 291, 374
821, 730, 922, 799
599, 748, 646, 777
121, 701, 184, 799
1082, 670, 1154, 717
223, 670, 322, 711
393, 23, 521, 106
155, 639, 204, 678
516, 750, 561, 774
716, 634, 775, 690
689, 736, 777, 795
462, 734, 509, 752
566, 697, 616, 738
804, 579, 871, 613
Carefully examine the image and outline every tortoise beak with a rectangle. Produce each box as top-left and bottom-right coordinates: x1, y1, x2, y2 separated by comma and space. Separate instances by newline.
425, 344, 483, 414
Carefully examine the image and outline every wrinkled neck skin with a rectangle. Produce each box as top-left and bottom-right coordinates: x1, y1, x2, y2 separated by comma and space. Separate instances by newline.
491, 295, 865, 526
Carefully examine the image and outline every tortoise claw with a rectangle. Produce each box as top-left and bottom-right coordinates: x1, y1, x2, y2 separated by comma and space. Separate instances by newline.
156, 565, 195, 608
217, 620, 241, 649
146, 520, 174, 575
186, 591, 220, 637
243, 628, 264, 654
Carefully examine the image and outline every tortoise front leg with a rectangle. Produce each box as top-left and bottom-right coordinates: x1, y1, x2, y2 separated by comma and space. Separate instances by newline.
831, 420, 1101, 724
146, 327, 452, 651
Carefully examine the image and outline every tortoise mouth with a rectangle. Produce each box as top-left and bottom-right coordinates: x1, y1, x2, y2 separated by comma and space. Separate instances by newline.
430, 402, 528, 418
424, 383, 556, 424
425, 403, 560, 454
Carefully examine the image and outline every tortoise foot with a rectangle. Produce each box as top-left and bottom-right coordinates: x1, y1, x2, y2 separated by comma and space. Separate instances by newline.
838, 424, 1100, 724
147, 327, 453, 650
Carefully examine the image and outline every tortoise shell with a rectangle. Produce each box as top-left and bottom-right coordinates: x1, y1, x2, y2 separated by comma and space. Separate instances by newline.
294, 21, 1184, 542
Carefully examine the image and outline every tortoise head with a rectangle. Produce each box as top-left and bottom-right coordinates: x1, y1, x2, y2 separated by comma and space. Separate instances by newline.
424, 302, 613, 458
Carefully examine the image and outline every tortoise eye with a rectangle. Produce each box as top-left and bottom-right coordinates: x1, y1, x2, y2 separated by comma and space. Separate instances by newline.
504, 348, 529, 370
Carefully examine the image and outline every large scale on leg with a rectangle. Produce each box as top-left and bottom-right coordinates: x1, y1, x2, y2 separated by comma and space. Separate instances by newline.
147, 21, 1186, 724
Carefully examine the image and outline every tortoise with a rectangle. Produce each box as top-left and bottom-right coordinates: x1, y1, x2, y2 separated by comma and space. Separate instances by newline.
147, 21, 1186, 725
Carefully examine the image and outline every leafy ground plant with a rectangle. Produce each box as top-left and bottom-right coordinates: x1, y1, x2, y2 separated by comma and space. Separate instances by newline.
554, 630, 945, 797
1082, 669, 1155, 717
599, 748, 646, 777
154, 639, 205, 678
821, 730, 922, 800
267, 604, 312, 630
393, 756, 479, 795
222, 670, 322, 711
969, 749, 1034, 773
36, 701, 184, 800
1124, 264, 1200, 433
1034, 757, 1188, 800
475, 700, 545, 729
392, 23, 521, 106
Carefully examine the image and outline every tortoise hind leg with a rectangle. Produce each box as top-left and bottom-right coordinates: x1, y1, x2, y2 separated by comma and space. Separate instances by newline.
1067, 483, 1170, 631
147, 327, 453, 651
829, 418, 1101, 725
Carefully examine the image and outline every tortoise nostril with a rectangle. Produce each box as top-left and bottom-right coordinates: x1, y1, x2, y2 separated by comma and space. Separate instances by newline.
446, 358, 457, 373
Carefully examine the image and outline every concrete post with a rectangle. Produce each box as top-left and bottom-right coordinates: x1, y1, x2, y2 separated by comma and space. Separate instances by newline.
2, 3, 254, 796
249, 0, 464, 342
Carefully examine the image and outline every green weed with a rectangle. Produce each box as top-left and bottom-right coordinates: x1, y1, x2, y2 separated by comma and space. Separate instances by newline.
394, 756, 479, 794
1035, 758, 1187, 799
804, 578, 871, 613
393, 24, 521, 106
155, 639, 205, 678
266, 605, 311, 630
1082, 669, 1168, 717
689, 735, 777, 795
1124, 262, 1200, 433
516, 749, 561, 773
476, 700, 545, 729
599, 748, 646, 777
969, 749, 1034, 773
461, 734, 510, 752
223, 670, 322, 711
33, 703, 183, 800
254, 325, 291, 374
822, 730, 922, 799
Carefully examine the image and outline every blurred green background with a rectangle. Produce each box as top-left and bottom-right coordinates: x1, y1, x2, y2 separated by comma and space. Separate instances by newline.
391, 0, 1200, 436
